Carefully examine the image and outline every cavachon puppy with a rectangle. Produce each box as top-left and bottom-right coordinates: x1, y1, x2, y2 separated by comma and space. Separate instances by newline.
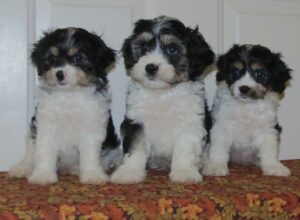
111, 16, 215, 183
9, 28, 122, 185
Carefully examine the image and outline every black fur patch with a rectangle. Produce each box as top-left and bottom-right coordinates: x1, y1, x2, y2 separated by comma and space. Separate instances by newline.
120, 117, 143, 154
102, 113, 120, 150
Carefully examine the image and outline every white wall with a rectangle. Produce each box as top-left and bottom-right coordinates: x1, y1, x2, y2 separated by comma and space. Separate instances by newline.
0, 0, 299, 171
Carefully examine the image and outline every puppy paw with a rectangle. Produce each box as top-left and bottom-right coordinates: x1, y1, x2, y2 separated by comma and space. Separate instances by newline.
110, 165, 145, 184
169, 168, 203, 183
202, 161, 228, 176
9, 163, 30, 178
80, 170, 108, 184
28, 171, 58, 185
262, 163, 291, 176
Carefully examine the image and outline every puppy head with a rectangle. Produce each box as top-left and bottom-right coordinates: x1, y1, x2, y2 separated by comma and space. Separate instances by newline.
217, 44, 291, 101
31, 27, 115, 89
122, 16, 214, 90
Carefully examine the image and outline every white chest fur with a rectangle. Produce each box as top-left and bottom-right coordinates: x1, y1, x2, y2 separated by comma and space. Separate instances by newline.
126, 81, 206, 157
36, 86, 110, 147
212, 83, 279, 149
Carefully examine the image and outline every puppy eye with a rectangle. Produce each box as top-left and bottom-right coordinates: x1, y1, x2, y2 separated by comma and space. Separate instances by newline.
72, 53, 84, 63
254, 69, 269, 80
231, 68, 242, 77
166, 45, 178, 55
141, 42, 150, 51
48, 55, 57, 62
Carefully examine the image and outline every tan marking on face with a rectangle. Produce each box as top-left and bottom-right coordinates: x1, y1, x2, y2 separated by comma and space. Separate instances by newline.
50, 47, 59, 56
68, 47, 79, 56
77, 69, 95, 86
250, 62, 264, 71
160, 34, 181, 45
137, 32, 154, 42
42, 68, 57, 86
233, 61, 244, 70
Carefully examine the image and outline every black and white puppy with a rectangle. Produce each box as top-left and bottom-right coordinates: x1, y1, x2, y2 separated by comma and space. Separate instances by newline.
111, 16, 215, 183
203, 44, 292, 176
9, 28, 121, 185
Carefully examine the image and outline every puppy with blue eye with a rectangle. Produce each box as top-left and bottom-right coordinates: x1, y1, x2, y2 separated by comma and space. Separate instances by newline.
111, 16, 215, 183
203, 44, 292, 177
9, 28, 121, 185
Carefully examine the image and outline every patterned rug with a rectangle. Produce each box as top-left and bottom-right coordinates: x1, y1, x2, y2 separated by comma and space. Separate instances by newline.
0, 160, 299, 220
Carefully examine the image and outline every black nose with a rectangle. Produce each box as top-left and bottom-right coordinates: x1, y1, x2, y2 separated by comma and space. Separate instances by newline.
145, 63, 158, 77
56, 71, 64, 81
239, 86, 250, 94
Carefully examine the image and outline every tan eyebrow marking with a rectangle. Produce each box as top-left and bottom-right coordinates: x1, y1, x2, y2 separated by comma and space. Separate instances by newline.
233, 61, 244, 70
68, 47, 79, 56
250, 62, 263, 70
49, 47, 59, 56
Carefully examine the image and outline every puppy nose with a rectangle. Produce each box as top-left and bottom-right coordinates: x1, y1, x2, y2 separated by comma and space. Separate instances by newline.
56, 71, 64, 81
239, 86, 250, 94
145, 63, 158, 76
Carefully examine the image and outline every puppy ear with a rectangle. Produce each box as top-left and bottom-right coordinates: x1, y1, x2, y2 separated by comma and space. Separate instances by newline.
30, 31, 51, 76
270, 53, 292, 93
216, 54, 227, 82
121, 36, 135, 70
216, 44, 240, 82
186, 26, 215, 80
93, 35, 116, 75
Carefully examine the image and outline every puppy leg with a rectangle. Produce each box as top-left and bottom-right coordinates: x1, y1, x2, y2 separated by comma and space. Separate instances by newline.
9, 137, 35, 178
28, 131, 58, 185
170, 133, 203, 183
202, 124, 232, 176
79, 132, 108, 184
110, 143, 148, 184
256, 131, 290, 176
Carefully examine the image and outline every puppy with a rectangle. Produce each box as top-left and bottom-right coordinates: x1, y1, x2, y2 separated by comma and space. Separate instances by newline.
9, 28, 121, 185
111, 16, 215, 183
203, 44, 292, 176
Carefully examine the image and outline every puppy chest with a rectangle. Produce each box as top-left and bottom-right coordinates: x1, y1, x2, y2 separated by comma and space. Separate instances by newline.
128, 90, 205, 146
37, 90, 109, 132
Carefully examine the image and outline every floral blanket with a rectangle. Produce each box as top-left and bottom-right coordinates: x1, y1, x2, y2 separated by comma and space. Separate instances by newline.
0, 160, 299, 220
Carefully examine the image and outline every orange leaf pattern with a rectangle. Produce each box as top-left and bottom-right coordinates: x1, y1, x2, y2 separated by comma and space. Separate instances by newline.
0, 160, 299, 219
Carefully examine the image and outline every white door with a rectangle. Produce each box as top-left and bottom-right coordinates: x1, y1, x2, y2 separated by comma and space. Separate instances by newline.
0, 0, 28, 171
223, 0, 300, 159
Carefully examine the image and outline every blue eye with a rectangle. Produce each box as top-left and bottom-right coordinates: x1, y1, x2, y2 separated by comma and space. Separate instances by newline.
72, 53, 84, 63
254, 70, 268, 79
141, 42, 150, 52
166, 45, 178, 55
232, 68, 241, 77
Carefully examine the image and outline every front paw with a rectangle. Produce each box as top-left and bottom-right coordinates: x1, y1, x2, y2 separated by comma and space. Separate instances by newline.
9, 163, 31, 178
80, 170, 108, 184
202, 161, 228, 176
110, 165, 145, 184
169, 168, 203, 183
28, 171, 58, 185
262, 162, 291, 176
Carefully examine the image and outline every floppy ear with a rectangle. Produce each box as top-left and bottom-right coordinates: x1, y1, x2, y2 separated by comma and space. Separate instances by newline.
270, 53, 292, 94
186, 26, 215, 80
30, 31, 52, 76
121, 36, 135, 70
93, 35, 116, 75
216, 54, 227, 82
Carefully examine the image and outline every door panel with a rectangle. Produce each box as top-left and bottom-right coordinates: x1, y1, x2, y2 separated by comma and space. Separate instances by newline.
0, 0, 28, 171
